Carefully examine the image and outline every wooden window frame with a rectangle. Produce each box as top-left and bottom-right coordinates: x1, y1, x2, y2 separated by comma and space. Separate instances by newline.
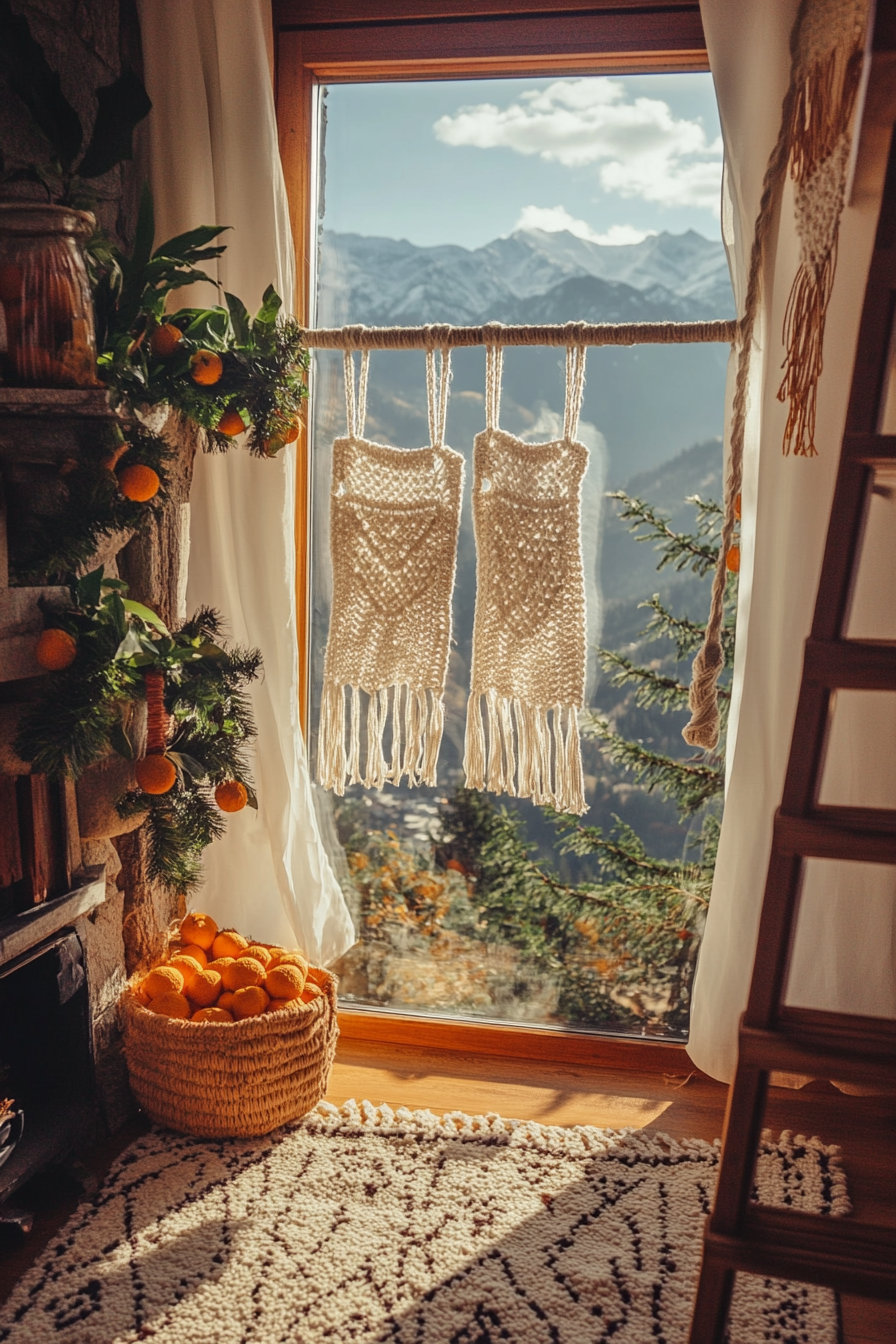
273, 0, 709, 1070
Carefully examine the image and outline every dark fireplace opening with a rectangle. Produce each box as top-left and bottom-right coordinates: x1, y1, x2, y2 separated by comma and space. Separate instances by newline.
0, 931, 98, 1206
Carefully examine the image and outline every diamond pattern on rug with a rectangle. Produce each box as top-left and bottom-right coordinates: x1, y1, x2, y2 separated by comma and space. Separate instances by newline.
0, 1100, 849, 1344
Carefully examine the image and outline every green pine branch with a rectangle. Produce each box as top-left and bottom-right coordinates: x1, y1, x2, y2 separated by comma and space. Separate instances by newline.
582, 715, 724, 815
598, 649, 691, 712
639, 592, 736, 662
607, 490, 721, 577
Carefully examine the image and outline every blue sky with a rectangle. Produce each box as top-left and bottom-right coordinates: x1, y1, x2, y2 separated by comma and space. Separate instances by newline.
320, 73, 723, 250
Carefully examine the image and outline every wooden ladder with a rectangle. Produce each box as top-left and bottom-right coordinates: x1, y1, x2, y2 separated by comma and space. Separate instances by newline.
687, 68, 896, 1344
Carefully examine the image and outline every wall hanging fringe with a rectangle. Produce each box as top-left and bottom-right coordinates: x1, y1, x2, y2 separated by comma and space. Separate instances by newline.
777, 0, 868, 458
681, 0, 869, 751
464, 344, 590, 815
317, 348, 464, 795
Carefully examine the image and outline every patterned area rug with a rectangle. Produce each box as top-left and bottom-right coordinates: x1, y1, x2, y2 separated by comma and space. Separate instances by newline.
0, 1100, 848, 1343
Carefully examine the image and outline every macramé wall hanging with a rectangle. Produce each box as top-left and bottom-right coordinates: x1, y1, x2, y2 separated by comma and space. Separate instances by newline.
464, 344, 589, 816
317, 348, 464, 796
680, 0, 869, 753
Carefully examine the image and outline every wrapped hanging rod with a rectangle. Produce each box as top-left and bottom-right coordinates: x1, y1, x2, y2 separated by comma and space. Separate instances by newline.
303, 319, 738, 351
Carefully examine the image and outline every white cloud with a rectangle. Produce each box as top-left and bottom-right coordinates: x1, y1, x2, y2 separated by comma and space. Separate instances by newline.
513, 206, 655, 246
434, 79, 723, 212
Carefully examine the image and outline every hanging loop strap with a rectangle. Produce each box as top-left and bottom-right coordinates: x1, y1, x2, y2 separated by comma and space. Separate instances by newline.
563, 345, 587, 441
426, 346, 452, 447
343, 349, 370, 438
485, 344, 504, 431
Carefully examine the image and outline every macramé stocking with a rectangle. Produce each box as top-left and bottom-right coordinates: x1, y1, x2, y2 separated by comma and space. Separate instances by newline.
318, 348, 464, 795
464, 344, 589, 815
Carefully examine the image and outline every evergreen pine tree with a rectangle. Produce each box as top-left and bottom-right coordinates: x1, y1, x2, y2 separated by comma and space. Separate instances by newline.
438, 488, 738, 1034
334, 484, 738, 1036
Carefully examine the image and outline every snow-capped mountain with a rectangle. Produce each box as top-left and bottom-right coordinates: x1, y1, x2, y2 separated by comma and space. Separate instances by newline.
316, 227, 733, 327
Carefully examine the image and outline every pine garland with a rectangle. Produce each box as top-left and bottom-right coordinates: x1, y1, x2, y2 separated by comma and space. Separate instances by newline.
15, 571, 260, 894
11, 420, 173, 585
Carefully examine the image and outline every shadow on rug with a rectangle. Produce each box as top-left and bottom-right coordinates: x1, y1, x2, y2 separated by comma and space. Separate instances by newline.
0, 1100, 849, 1343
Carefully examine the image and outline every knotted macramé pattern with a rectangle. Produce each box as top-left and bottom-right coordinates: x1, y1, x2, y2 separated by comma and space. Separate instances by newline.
682, 0, 868, 749
778, 0, 868, 458
464, 345, 589, 815
318, 349, 464, 794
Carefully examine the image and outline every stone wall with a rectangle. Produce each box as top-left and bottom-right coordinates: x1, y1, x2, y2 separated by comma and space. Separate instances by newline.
1, 1, 196, 1131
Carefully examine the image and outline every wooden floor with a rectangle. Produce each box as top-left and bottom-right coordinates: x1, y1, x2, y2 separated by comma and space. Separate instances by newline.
1, 1037, 894, 1341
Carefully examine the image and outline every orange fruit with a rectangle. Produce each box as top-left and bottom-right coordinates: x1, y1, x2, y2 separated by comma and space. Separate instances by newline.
274, 952, 308, 978
35, 628, 77, 671
212, 930, 248, 960
119, 464, 160, 502
192, 1006, 233, 1023
150, 323, 183, 358
215, 779, 248, 812
181, 943, 208, 968
282, 419, 300, 444
149, 991, 190, 1019
186, 968, 222, 1008
265, 946, 287, 963
135, 754, 177, 795
300, 983, 323, 1003
207, 956, 234, 974
232, 985, 270, 1019
181, 912, 218, 951
218, 991, 237, 1013
245, 945, 272, 968
222, 956, 266, 991
265, 963, 305, 1000
143, 965, 184, 998
217, 408, 247, 437
134, 985, 152, 1007
726, 544, 741, 574
304, 966, 329, 990
190, 349, 223, 385
168, 955, 203, 993
267, 998, 295, 1012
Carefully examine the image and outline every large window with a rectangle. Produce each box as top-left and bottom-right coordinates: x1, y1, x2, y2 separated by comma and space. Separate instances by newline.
305, 71, 733, 1038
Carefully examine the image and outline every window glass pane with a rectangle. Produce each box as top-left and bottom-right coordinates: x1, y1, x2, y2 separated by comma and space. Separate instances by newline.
309, 75, 733, 1038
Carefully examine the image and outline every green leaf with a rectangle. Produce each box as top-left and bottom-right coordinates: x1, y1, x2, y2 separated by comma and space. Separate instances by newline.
0, 0, 83, 169
244, 784, 258, 810
252, 284, 282, 329
76, 566, 104, 609
114, 627, 145, 660
153, 224, 230, 261
77, 70, 152, 178
167, 750, 207, 781
130, 183, 156, 276
106, 590, 128, 640
110, 721, 135, 761
121, 599, 169, 633
194, 642, 228, 661
224, 292, 251, 346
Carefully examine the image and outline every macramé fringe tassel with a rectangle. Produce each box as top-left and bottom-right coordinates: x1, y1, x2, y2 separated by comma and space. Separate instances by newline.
463, 693, 586, 815
318, 680, 447, 796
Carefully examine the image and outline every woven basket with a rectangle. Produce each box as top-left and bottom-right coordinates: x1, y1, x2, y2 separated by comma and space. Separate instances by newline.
119, 971, 339, 1138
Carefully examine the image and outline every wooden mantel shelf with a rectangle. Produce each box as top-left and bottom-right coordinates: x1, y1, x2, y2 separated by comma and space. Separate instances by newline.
0, 865, 105, 968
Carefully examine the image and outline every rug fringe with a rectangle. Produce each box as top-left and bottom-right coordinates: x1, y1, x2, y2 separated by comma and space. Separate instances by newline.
302, 1101, 851, 1217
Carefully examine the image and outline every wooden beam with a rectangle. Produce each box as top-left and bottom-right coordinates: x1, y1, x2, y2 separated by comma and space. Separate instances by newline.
337, 1007, 700, 1074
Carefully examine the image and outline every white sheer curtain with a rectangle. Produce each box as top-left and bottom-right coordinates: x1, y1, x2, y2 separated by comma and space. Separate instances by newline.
688, 0, 896, 1081
136, 0, 355, 964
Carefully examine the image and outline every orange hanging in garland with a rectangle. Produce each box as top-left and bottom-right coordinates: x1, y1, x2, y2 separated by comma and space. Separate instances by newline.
135, 668, 176, 794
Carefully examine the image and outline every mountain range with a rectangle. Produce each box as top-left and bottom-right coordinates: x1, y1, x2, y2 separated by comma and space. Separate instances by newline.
317, 227, 734, 327
313, 227, 734, 486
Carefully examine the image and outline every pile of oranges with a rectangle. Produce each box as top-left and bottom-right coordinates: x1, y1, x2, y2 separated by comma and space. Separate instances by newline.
134, 912, 326, 1024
